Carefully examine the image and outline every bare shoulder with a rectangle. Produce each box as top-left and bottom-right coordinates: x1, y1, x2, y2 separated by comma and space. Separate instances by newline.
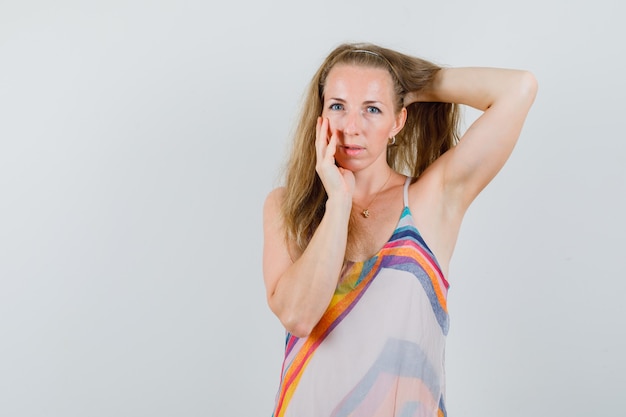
406, 160, 460, 278
406, 162, 449, 239
407, 159, 447, 208
262, 186, 293, 296
264, 187, 286, 220
263, 187, 289, 251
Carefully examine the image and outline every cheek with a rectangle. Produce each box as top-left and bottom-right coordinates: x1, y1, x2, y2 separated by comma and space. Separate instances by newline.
323, 112, 343, 130
376, 125, 392, 137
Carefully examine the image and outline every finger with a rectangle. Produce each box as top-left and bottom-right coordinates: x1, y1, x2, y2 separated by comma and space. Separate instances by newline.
315, 116, 322, 143
315, 117, 329, 160
325, 120, 333, 144
326, 129, 337, 161
315, 117, 323, 157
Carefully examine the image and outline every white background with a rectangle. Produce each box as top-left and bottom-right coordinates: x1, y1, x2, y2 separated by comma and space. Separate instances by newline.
1, 0, 624, 416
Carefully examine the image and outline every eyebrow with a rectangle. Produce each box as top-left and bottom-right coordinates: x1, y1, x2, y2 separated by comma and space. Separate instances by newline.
326, 97, 385, 106
363, 100, 383, 106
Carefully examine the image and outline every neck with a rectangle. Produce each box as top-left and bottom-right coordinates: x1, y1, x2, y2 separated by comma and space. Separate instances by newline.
351, 167, 396, 217
352, 166, 394, 197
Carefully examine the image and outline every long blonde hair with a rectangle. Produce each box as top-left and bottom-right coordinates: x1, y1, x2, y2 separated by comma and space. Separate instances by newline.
281, 42, 461, 254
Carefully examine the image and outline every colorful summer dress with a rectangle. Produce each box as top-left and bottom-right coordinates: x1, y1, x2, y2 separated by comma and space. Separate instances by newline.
272, 177, 450, 417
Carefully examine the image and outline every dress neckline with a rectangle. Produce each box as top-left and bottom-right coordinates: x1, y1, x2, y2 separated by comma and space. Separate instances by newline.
344, 206, 410, 266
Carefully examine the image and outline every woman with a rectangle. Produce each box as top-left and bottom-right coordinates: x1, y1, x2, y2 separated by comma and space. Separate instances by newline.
263, 42, 537, 416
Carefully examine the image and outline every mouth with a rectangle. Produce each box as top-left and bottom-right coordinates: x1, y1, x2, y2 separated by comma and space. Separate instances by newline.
341, 144, 364, 150
340, 144, 365, 156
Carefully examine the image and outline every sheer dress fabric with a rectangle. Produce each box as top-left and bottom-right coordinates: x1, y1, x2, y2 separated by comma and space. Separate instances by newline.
272, 177, 450, 417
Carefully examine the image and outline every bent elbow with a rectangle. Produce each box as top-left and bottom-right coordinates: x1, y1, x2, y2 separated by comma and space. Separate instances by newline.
279, 308, 320, 338
518, 71, 539, 103
282, 317, 314, 339
268, 297, 317, 338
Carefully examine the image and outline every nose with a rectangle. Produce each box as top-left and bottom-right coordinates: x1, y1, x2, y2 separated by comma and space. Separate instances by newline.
342, 109, 360, 136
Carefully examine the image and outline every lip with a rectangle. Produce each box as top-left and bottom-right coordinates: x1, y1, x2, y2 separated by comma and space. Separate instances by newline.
340, 144, 365, 157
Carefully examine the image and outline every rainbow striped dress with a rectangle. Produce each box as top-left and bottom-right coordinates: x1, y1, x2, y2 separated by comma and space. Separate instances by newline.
272, 177, 450, 417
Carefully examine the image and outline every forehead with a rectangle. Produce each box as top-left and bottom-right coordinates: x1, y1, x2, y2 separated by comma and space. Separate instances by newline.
324, 64, 394, 101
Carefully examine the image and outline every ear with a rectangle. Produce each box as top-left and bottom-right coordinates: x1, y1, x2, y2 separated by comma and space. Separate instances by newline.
391, 107, 407, 137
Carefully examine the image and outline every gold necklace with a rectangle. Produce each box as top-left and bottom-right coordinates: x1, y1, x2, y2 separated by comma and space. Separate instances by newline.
359, 170, 393, 218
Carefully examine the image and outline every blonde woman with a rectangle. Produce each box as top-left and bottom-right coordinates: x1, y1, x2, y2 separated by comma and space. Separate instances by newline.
263, 42, 537, 417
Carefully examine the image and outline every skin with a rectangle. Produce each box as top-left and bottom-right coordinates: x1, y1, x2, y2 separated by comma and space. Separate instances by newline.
263, 63, 538, 337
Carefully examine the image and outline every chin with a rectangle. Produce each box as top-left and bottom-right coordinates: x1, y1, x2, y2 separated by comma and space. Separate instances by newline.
336, 159, 366, 173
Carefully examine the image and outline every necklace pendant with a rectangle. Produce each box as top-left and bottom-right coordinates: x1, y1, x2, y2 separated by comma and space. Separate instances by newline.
362, 209, 370, 218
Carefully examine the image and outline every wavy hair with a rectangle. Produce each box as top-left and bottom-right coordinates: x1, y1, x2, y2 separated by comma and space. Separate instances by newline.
281, 42, 461, 255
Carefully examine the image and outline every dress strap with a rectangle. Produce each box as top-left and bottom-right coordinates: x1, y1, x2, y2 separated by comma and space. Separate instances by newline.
403, 176, 412, 208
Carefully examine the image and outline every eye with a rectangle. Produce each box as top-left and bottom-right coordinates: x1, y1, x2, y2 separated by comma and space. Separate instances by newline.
366, 106, 381, 114
329, 103, 344, 111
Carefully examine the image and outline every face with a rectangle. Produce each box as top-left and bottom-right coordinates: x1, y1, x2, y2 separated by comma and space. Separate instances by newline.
321, 64, 406, 173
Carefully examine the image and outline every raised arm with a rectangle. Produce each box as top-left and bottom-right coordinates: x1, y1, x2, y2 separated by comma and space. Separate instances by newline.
263, 118, 354, 338
407, 67, 538, 211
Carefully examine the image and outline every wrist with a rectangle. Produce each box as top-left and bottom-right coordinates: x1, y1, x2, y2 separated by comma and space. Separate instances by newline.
325, 194, 353, 215
403, 68, 448, 107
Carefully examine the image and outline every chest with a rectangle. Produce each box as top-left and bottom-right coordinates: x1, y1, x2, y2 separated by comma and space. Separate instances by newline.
345, 193, 405, 262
